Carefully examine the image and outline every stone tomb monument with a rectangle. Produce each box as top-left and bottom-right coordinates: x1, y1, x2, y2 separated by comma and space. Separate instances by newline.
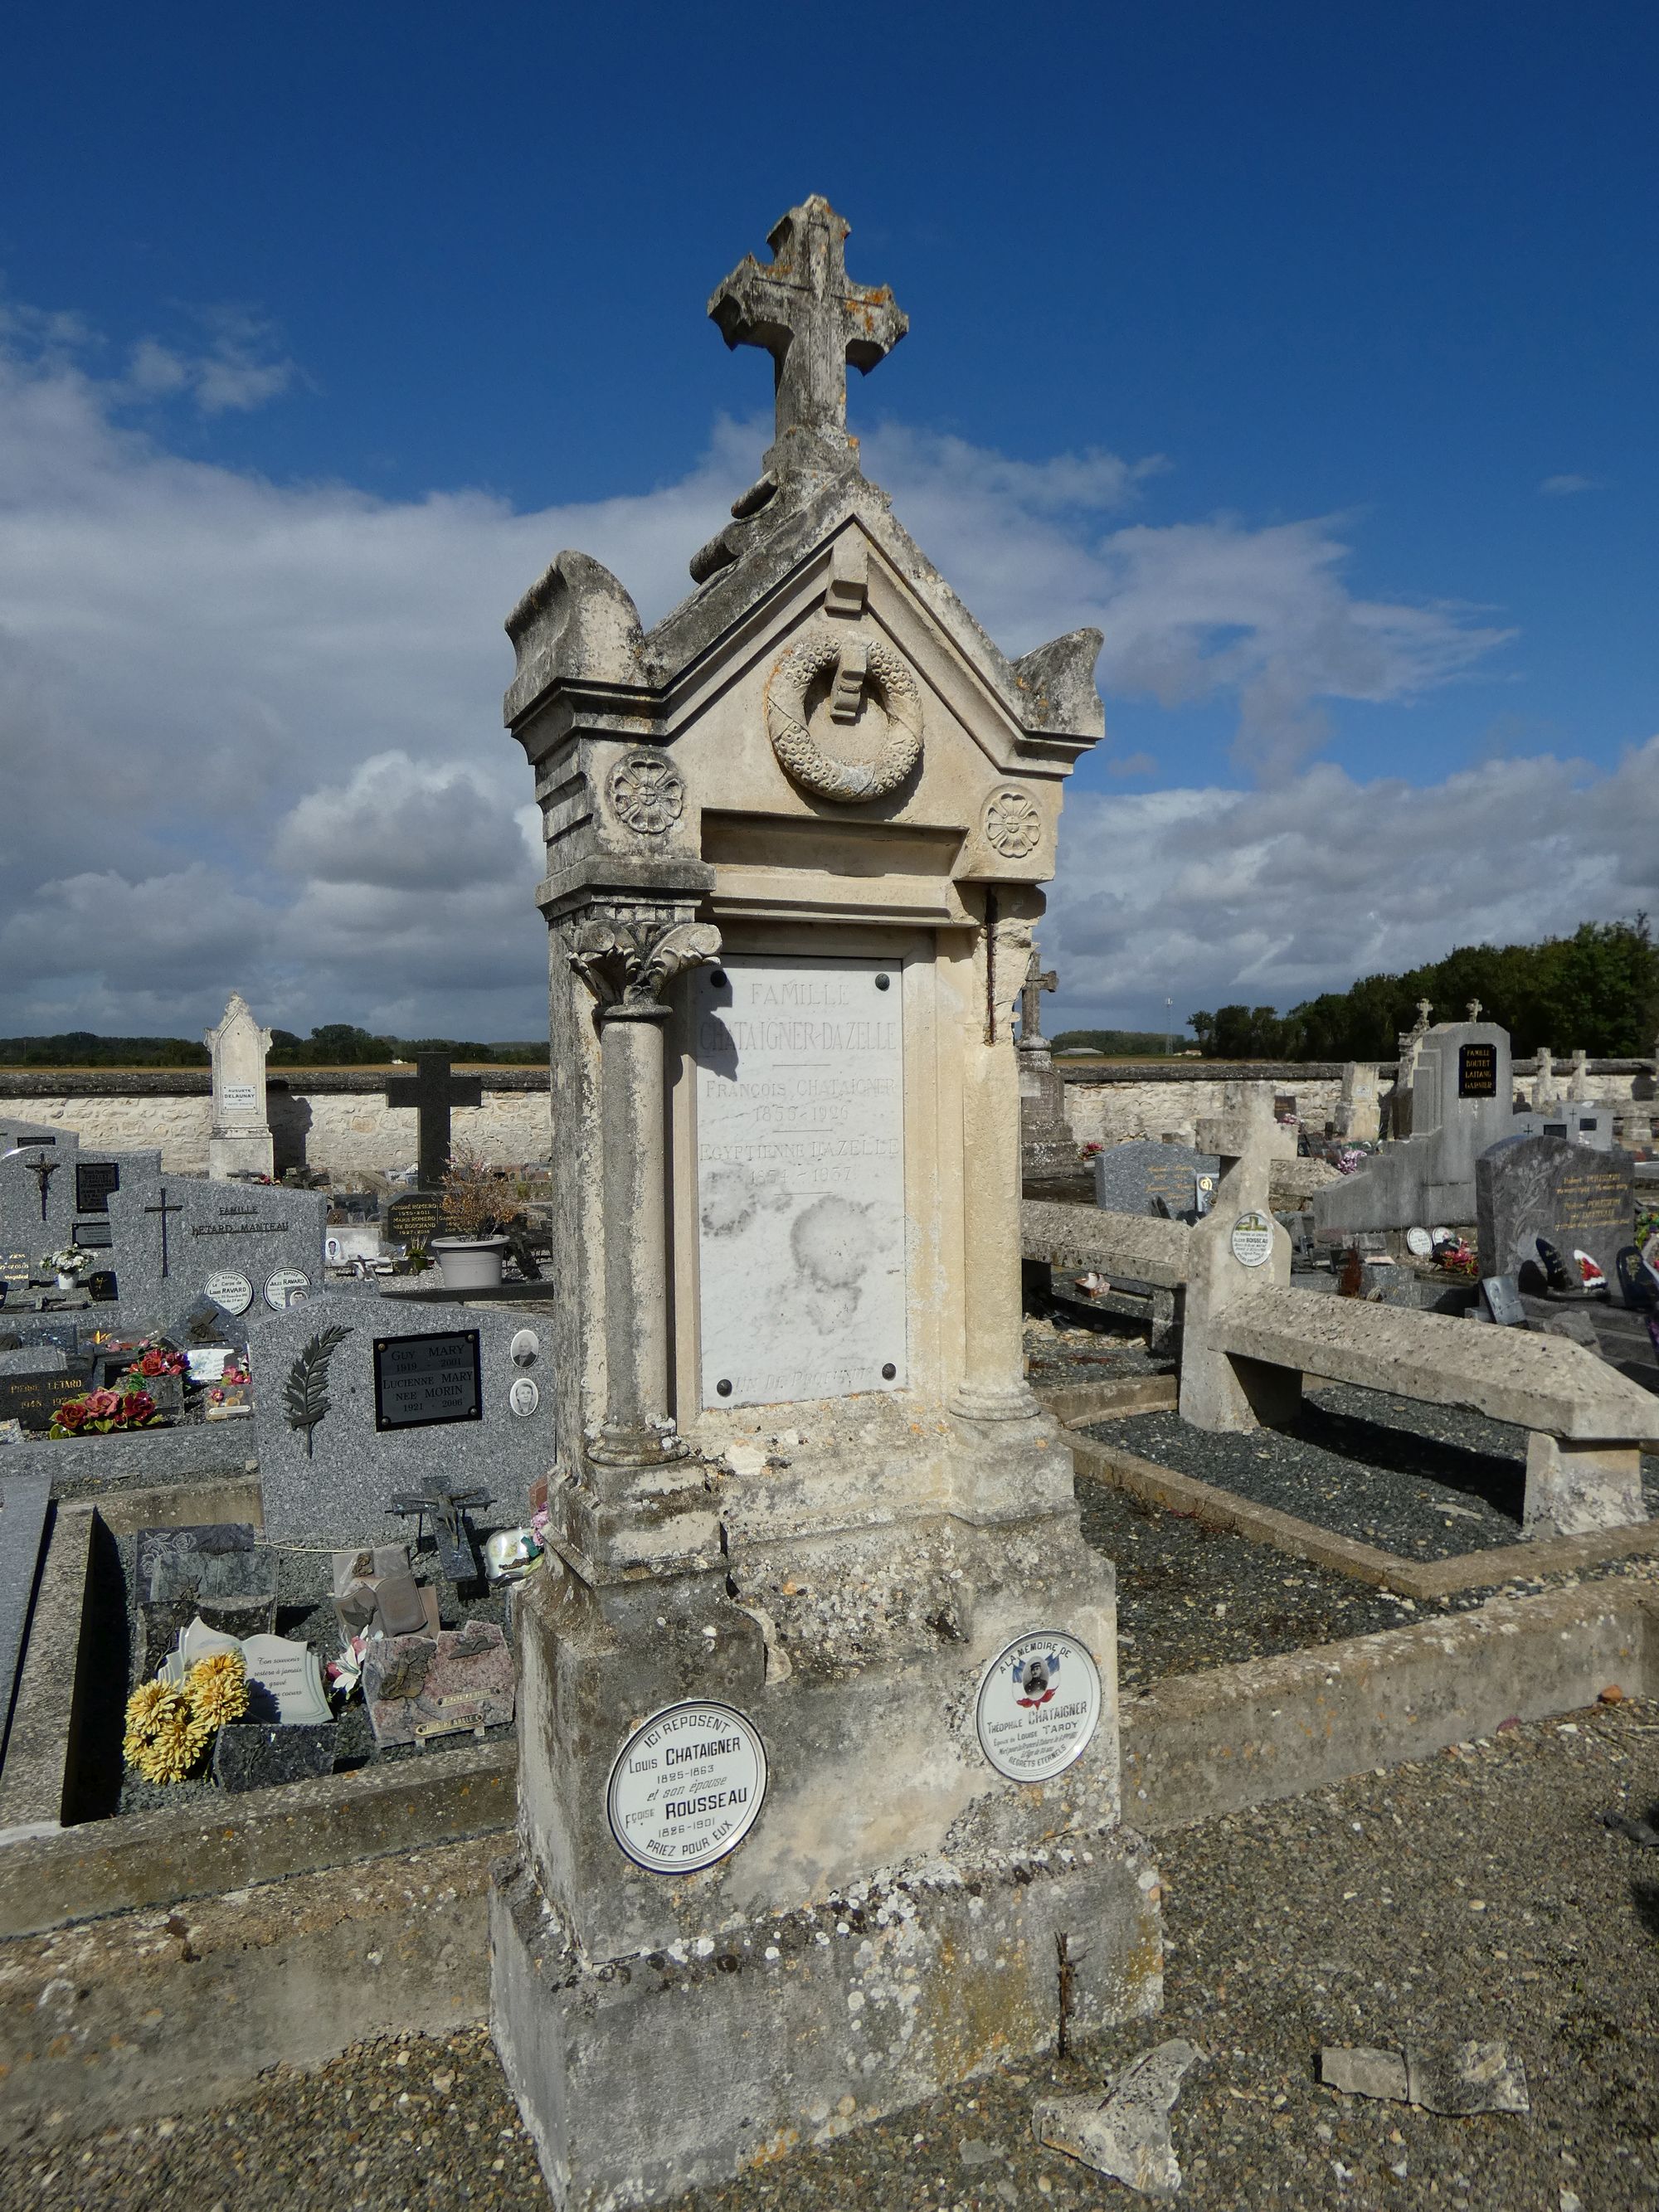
1016, 945, 1078, 1178
0, 1145, 162, 1297
103, 1174, 327, 1334
489, 196, 1160, 2211
1476, 1133, 1633, 1291
255, 1293, 553, 1546
1312, 1014, 1515, 1237
0, 1115, 78, 1155
204, 991, 275, 1181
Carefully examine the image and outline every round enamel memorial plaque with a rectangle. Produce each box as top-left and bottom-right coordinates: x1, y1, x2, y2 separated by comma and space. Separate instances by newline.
1229, 1210, 1274, 1267
607, 1701, 768, 1874
203, 1269, 254, 1316
975, 1631, 1102, 1782
264, 1266, 312, 1310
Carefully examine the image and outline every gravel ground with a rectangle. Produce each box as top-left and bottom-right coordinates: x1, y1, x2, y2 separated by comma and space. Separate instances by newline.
1024, 1316, 1170, 1392
16, 1700, 1659, 2212
1097, 1382, 1659, 1560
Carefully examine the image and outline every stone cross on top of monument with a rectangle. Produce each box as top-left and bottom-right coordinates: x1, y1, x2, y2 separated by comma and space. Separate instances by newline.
709, 194, 907, 477
1019, 948, 1057, 1045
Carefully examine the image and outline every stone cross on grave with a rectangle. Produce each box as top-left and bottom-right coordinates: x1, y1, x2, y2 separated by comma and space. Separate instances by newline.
382, 1053, 484, 1193
1019, 950, 1058, 1045
144, 1186, 183, 1279
709, 195, 907, 477
1467, 999, 1483, 1022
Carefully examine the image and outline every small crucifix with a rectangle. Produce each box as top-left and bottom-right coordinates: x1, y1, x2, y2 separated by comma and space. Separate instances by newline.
382, 1053, 484, 1193
27, 1156, 59, 1223
144, 1186, 183, 1279
1019, 949, 1058, 1045
391, 1478, 494, 1584
709, 196, 908, 474
1467, 999, 1483, 1022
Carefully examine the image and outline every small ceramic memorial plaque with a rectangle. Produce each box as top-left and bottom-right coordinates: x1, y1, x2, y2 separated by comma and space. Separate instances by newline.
607, 1700, 768, 1873
1481, 1274, 1526, 1327
975, 1631, 1101, 1782
204, 1270, 254, 1316
508, 1376, 540, 1417
373, 1329, 483, 1432
1404, 1226, 1433, 1258
222, 1083, 259, 1111
1229, 1210, 1274, 1267
264, 1266, 311, 1310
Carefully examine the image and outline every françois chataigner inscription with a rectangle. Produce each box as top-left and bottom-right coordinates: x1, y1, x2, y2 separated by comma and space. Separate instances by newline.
606, 1700, 769, 1874
695, 956, 906, 1408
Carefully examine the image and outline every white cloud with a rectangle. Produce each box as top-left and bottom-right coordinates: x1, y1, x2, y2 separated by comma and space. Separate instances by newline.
0, 297, 1538, 1038
1540, 473, 1603, 496
1043, 741, 1659, 1033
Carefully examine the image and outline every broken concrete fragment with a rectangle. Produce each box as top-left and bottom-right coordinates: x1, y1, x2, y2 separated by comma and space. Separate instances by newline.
1034, 2039, 1202, 2198
1321, 2039, 1528, 2115
1319, 2045, 1409, 2102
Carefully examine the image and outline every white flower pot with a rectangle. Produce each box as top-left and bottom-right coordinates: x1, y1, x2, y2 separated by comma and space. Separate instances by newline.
431, 1236, 509, 1291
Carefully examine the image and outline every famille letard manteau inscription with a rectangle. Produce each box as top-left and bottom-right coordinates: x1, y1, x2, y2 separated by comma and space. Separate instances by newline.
694, 955, 906, 1407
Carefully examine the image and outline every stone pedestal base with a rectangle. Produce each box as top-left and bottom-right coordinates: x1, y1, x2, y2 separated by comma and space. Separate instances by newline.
491, 1831, 1163, 2212
208, 1130, 274, 1181
1523, 1436, 1647, 1537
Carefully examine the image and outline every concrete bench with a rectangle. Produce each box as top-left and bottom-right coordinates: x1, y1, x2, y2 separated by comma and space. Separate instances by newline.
1021, 1200, 1190, 1349
1202, 1283, 1659, 1538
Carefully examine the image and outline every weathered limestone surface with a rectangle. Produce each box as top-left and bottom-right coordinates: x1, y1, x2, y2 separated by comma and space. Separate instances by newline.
203, 991, 274, 1180
491, 194, 1160, 2210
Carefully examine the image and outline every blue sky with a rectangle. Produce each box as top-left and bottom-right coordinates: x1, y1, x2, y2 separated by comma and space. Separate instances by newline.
1, 4, 1655, 1038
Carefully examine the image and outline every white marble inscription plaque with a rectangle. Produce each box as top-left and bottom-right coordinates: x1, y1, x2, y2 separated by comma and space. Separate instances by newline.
694, 955, 906, 1408
607, 1700, 767, 1873
221, 1082, 259, 1111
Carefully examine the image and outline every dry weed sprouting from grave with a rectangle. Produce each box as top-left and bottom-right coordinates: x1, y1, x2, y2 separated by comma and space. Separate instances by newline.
439, 1143, 528, 1239
185, 1649, 251, 1731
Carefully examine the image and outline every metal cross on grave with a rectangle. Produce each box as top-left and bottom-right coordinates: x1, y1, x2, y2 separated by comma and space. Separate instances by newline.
27, 1156, 59, 1223
144, 1186, 183, 1278
709, 195, 908, 474
382, 1053, 484, 1193
1019, 950, 1058, 1045
390, 1479, 494, 1584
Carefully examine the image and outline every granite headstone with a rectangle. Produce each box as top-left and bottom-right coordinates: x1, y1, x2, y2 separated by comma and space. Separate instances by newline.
133, 1522, 277, 1680
1477, 1133, 1633, 1292
105, 1175, 327, 1335
1092, 1140, 1222, 1224
253, 1294, 552, 1545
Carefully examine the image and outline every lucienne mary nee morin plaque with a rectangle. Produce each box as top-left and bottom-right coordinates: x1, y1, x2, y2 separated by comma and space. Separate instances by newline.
693, 955, 907, 1409
373, 1330, 483, 1432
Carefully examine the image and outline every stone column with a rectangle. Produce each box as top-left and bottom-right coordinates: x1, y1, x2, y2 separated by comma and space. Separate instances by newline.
952, 908, 1037, 1422
572, 912, 720, 1469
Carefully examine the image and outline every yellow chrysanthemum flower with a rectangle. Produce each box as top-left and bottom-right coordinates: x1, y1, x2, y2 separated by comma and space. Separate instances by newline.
184, 1650, 249, 1731
134, 1691, 210, 1784
122, 1678, 173, 1768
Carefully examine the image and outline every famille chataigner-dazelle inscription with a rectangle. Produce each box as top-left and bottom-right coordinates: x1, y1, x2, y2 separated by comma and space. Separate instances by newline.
606, 1700, 770, 1874
1458, 1042, 1498, 1099
693, 956, 907, 1410
373, 1330, 484, 1433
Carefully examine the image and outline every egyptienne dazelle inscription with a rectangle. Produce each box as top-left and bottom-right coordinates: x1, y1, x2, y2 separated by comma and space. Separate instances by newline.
606, 1700, 768, 1874
75, 1161, 119, 1214
693, 955, 906, 1408
1458, 1043, 1497, 1099
373, 1330, 483, 1432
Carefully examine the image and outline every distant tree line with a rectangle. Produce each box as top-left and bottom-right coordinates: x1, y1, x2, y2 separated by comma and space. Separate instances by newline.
1188, 920, 1659, 1062
0, 1024, 546, 1068
1049, 1028, 1186, 1057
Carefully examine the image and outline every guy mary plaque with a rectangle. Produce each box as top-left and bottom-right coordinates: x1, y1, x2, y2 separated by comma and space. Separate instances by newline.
607, 1701, 768, 1873
693, 955, 907, 1407
975, 1631, 1102, 1782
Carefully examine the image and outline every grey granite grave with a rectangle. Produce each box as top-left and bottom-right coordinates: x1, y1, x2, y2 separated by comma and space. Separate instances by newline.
254, 1292, 553, 1545
1092, 1138, 1220, 1223
132, 1522, 277, 1679
0, 1469, 51, 1777
360, 1619, 513, 1747
104, 1174, 327, 1336
0, 1147, 162, 1297
1476, 1133, 1634, 1292
0, 1116, 78, 1153
212, 1720, 338, 1793
1312, 1017, 1515, 1235
1511, 1104, 1617, 1151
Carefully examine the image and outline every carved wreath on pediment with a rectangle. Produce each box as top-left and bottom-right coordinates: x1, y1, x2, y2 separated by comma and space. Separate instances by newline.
764, 626, 923, 803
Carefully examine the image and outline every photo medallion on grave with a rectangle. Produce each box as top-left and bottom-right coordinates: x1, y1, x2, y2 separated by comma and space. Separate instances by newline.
974, 1631, 1102, 1782
606, 1700, 769, 1874
264, 1266, 312, 1310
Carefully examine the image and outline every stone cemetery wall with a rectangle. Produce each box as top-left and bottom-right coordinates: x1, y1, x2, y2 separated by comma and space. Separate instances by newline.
1, 1057, 1647, 1179
0, 1070, 551, 1177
